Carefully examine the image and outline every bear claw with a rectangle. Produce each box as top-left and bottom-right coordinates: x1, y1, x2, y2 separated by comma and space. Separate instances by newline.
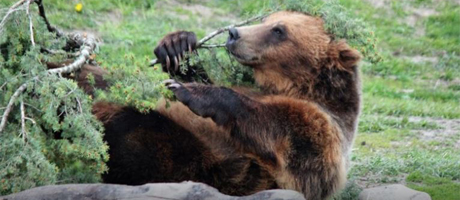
167, 83, 182, 89
163, 79, 182, 90
163, 79, 176, 85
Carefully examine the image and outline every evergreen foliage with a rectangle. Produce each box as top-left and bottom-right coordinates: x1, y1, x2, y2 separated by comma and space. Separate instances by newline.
0, 5, 107, 195
96, 54, 171, 113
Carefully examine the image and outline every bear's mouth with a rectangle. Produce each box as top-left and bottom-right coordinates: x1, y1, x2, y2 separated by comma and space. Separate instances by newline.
228, 50, 260, 65
228, 50, 244, 60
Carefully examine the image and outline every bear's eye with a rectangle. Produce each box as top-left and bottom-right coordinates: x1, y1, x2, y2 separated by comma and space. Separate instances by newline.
270, 26, 287, 42
272, 27, 285, 37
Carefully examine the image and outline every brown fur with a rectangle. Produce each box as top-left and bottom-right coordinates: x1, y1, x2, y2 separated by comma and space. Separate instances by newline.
95, 11, 361, 199
92, 101, 123, 124
46, 61, 109, 96
76, 64, 108, 95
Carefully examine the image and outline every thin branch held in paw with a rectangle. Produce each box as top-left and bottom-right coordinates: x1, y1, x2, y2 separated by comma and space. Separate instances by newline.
149, 13, 269, 66
197, 13, 267, 45
200, 44, 226, 48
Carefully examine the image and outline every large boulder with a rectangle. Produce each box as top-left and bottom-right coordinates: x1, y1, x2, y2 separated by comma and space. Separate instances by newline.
1, 181, 305, 200
359, 184, 431, 200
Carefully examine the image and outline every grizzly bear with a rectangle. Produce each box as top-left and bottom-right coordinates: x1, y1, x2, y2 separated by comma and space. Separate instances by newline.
94, 11, 361, 199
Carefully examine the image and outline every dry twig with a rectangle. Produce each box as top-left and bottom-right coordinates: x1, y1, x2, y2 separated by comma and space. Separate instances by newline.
0, 82, 28, 133
35, 0, 64, 37
201, 44, 226, 48
149, 13, 268, 66
25, 117, 36, 124
26, 0, 35, 46
47, 33, 97, 74
20, 101, 27, 141
76, 97, 83, 114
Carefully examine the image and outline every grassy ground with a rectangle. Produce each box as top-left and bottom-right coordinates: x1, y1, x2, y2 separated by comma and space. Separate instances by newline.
341, 0, 460, 199
1, 0, 459, 199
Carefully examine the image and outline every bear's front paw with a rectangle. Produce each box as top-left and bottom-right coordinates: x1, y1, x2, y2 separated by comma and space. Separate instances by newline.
154, 31, 197, 75
164, 79, 198, 108
164, 79, 234, 125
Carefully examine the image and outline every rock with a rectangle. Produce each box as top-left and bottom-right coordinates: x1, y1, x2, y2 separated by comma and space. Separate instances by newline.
359, 184, 431, 200
1, 181, 305, 200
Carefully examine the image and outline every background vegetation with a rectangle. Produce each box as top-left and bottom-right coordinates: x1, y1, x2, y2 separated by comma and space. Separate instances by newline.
1, 0, 459, 199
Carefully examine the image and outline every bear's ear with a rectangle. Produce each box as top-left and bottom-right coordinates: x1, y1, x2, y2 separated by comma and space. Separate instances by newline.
330, 41, 361, 70
339, 48, 361, 68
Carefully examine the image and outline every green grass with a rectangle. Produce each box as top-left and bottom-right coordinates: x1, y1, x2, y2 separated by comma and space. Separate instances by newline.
339, 0, 460, 55
359, 115, 439, 133
406, 172, 460, 200
337, 1, 460, 198
2, 0, 459, 199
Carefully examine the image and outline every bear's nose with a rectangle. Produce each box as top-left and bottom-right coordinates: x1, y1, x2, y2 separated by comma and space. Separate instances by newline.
228, 28, 240, 41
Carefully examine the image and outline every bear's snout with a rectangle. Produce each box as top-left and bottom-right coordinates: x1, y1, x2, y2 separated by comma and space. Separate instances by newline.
226, 27, 239, 50
228, 28, 240, 41
225, 25, 267, 66
226, 28, 241, 60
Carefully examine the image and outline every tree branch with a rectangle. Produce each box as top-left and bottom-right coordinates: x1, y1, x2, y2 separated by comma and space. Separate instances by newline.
20, 101, 27, 142
200, 44, 226, 48
26, 0, 35, 46
0, 32, 97, 134
0, 0, 98, 134
149, 13, 268, 66
35, 0, 64, 37
0, 0, 27, 34
25, 117, 36, 124
76, 97, 83, 114
0, 83, 28, 134
47, 33, 97, 74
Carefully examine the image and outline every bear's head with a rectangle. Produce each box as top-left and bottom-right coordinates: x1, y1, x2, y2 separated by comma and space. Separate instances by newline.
226, 11, 361, 97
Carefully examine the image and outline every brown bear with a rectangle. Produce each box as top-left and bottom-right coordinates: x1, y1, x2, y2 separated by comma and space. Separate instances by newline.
94, 11, 361, 200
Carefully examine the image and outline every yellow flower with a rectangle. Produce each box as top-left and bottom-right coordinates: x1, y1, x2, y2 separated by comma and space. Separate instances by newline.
75, 3, 83, 13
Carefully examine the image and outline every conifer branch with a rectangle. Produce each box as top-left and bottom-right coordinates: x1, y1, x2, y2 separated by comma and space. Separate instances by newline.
47, 33, 97, 74
25, 117, 36, 124
0, 32, 97, 134
149, 13, 268, 66
0, 83, 28, 134
0, 0, 28, 34
26, 0, 35, 46
76, 97, 83, 114
20, 101, 28, 141
0, 82, 7, 91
